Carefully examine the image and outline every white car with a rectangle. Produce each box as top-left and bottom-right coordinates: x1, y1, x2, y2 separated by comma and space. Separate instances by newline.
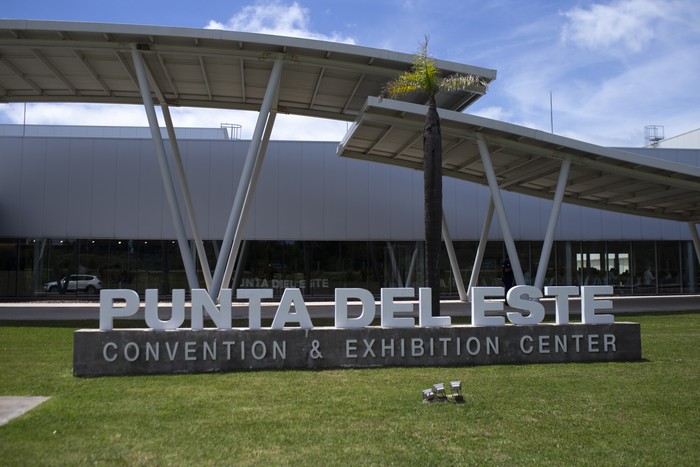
44, 274, 103, 294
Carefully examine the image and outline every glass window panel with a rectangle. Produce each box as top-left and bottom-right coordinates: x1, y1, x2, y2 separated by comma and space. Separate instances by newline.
657, 241, 681, 294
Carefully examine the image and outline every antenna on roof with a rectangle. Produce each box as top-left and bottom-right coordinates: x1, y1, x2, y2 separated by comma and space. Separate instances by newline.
549, 92, 554, 134
644, 125, 664, 147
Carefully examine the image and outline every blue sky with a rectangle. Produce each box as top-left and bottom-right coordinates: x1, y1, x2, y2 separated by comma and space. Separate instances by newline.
2, 0, 699, 147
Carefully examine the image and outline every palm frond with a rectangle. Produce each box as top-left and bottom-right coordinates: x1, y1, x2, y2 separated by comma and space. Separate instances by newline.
383, 37, 490, 101
412, 38, 441, 95
383, 72, 424, 98
440, 74, 489, 94
384, 37, 442, 99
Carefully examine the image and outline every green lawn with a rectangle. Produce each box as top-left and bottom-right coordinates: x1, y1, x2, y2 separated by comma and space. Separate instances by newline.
1, 314, 699, 465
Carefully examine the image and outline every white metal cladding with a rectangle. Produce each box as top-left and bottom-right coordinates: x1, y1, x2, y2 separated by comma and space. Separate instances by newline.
0, 130, 694, 242
0, 20, 495, 118
338, 98, 700, 223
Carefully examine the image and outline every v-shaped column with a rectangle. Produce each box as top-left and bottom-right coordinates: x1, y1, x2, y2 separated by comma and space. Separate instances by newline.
158, 103, 213, 289
476, 133, 525, 286
689, 222, 700, 268
131, 46, 199, 289
210, 58, 284, 301
442, 211, 467, 301
467, 198, 495, 300
533, 159, 571, 290
220, 108, 278, 293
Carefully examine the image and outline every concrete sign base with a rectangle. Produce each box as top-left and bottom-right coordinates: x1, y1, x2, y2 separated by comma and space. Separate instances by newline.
74, 323, 641, 376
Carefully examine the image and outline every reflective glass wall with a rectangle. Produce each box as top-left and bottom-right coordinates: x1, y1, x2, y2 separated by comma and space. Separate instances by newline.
0, 238, 697, 298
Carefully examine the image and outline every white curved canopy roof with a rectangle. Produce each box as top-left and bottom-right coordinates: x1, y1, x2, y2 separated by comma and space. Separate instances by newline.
2, 21, 698, 225
0, 20, 496, 120
338, 97, 700, 223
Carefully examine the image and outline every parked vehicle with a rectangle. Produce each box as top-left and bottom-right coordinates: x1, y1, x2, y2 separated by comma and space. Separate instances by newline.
44, 275, 103, 294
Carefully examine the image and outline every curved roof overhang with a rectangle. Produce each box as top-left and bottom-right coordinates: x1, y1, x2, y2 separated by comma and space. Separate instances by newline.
338, 97, 700, 223
0, 20, 496, 120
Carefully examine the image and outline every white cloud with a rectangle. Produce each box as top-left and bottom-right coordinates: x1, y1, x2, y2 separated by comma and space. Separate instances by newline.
0, 102, 348, 142
205, 1, 356, 44
268, 115, 349, 141
561, 0, 666, 53
10, 103, 149, 127
474, 0, 700, 147
553, 43, 700, 146
470, 106, 512, 122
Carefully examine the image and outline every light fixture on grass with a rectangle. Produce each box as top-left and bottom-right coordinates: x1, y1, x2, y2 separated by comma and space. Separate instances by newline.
432, 383, 446, 400
450, 381, 464, 403
421, 381, 464, 403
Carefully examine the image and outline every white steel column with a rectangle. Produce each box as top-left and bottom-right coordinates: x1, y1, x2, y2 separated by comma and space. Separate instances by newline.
232, 240, 251, 290
210, 58, 283, 300
131, 46, 199, 289
160, 104, 213, 289
386, 242, 404, 287
221, 109, 277, 291
689, 222, 700, 267
467, 198, 495, 301
141, 61, 213, 289
476, 134, 525, 285
534, 159, 572, 290
442, 211, 467, 301
405, 241, 420, 287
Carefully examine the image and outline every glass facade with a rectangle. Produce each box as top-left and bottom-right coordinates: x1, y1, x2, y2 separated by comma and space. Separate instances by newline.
0, 238, 697, 299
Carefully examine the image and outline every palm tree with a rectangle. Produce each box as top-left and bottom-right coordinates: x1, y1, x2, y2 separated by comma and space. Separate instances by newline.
383, 38, 488, 315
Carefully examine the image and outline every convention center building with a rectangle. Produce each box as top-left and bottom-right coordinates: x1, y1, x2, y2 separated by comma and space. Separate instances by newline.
1, 20, 699, 300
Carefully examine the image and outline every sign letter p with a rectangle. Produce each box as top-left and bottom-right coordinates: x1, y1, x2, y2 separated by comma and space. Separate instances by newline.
99, 289, 140, 330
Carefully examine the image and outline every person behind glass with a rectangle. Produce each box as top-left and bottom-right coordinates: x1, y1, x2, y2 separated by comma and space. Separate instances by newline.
501, 258, 515, 293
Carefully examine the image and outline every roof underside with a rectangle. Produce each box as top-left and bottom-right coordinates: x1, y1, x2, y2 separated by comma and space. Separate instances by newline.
0, 20, 496, 120
338, 98, 700, 223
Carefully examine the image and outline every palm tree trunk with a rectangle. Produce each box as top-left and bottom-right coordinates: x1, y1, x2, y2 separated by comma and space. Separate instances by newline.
424, 99, 442, 316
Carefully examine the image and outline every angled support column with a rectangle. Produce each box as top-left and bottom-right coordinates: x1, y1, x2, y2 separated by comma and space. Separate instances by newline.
442, 211, 467, 301
140, 61, 212, 288
467, 198, 495, 301
534, 159, 572, 290
231, 239, 251, 291
131, 46, 199, 289
386, 242, 404, 287
476, 134, 525, 285
221, 109, 277, 292
405, 241, 421, 288
210, 58, 284, 300
689, 222, 700, 267
160, 104, 213, 289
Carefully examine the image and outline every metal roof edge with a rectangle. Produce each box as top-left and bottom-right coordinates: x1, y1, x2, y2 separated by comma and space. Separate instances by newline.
0, 19, 497, 80
360, 97, 700, 178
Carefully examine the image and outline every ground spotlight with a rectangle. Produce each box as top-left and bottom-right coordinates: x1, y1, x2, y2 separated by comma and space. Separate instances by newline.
450, 381, 464, 403
421, 381, 464, 403
432, 383, 447, 400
